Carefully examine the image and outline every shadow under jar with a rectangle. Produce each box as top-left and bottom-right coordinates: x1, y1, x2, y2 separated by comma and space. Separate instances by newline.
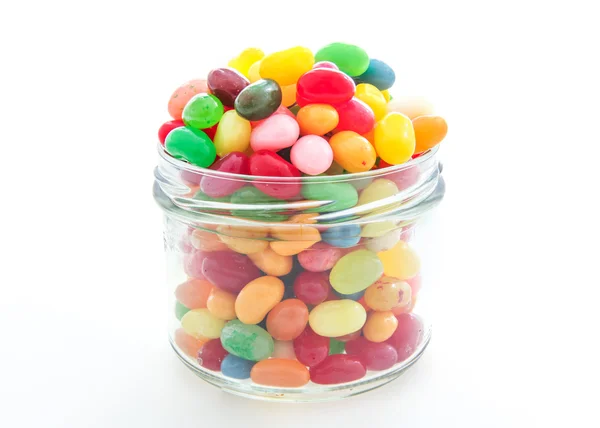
154, 144, 445, 402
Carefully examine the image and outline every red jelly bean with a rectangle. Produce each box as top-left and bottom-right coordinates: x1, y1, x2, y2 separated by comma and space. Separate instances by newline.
250, 106, 295, 128
310, 355, 366, 385
297, 242, 344, 272
158, 120, 184, 145
293, 326, 330, 368
385, 313, 424, 362
249, 150, 301, 199
293, 271, 330, 305
202, 251, 262, 294
296, 68, 355, 106
197, 339, 229, 371
379, 160, 421, 191
200, 152, 250, 198
345, 337, 398, 370
313, 61, 339, 70
204, 123, 219, 140
184, 250, 208, 279
336, 98, 375, 135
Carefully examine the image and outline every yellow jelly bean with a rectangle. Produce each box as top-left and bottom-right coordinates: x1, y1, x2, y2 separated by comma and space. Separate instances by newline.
378, 240, 421, 280
260, 46, 314, 86
309, 300, 367, 337
216, 225, 269, 254
363, 311, 398, 342
358, 179, 399, 205
364, 276, 412, 311
387, 96, 434, 119
248, 60, 262, 83
214, 110, 251, 157
235, 276, 284, 324
355, 83, 387, 120
374, 112, 416, 165
360, 221, 396, 238
248, 247, 293, 276
228, 48, 264, 78
281, 84, 297, 107
206, 288, 237, 321
270, 224, 321, 256
381, 90, 391, 103
329, 131, 377, 173
181, 308, 226, 339
296, 104, 339, 135
288, 213, 319, 224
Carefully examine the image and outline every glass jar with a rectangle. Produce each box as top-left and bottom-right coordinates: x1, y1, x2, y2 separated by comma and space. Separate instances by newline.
153, 144, 445, 402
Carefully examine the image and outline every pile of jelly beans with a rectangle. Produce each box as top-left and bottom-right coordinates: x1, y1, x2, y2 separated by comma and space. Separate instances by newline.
158, 42, 448, 179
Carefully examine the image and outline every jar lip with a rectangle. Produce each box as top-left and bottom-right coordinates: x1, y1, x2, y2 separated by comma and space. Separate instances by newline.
157, 142, 438, 183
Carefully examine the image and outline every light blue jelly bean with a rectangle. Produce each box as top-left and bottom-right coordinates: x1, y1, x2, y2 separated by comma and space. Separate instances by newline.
354, 59, 396, 91
221, 354, 255, 379
322, 224, 362, 248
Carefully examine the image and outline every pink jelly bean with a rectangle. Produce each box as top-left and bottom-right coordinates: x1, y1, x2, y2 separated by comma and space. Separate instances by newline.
200, 152, 250, 197
250, 114, 300, 152
290, 135, 333, 175
293, 326, 330, 368
313, 61, 339, 70
249, 150, 302, 199
179, 226, 195, 254
201, 251, 262, 294
184, 250, 208, 279
310, 355, 366, 385
297, 242, 344, 272
385, 313, 424, 362
168, 79, 209, 120
293, 271, 331, 305
406, 274, 422, 297
158, 120, 184, 145
296, 68, 355, 105
250, 106, 295, 128
379, 160, 421, 191
345, 337, 398, 370
335, 98, 375, 135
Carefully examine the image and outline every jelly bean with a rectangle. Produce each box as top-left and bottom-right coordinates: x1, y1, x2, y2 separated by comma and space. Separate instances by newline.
158, 120, 184, 145
363, 311, 398, 342
190, 229, 230, 252
221, 354, 256, 379
385, 313, 423, 362
248, 247, 293, 276
364, 276, 412, 311
301, 182, 358, 212
281, 84, 297, 107
379, 161, 421, 190
174, 328, 207, 358
269, 224, 321, 256
165, 126, 216, 167
358, 179, 399, 205
183, 250, 208, 278
310, 354, 366, 385
345, 337, 398, 370
220, 319, 274, 361
272, 340, 297, 360
207, 67, 250, 107
259, 46, 314, 86
181, 308, 226, 339
296, 104, 339, 135
168, 79, 209, 120
296, 68, 355, 106
235, 276, 284, 324
293, 326, 330, 367
330, 249, 383, 294
309, 300, 367, 337
182, 93, 224, 129
251, 359, 310, 387
387, 96, 434, 119
230, 187, 289, 222
314, 42, 370, 77
329, 338, 346, 355
199, 152, 249, 198
413, 115, 448, 154
290, 135, 333, 175
216, 225, 269, 255
335, 98, 376, 135
355, 83, 387, 120
365, 227, 402, 252
175, 278, 212, 309
293, 271, 330, 305
374, 113, 416, 165
250, 114, 299, 151
228, 48, 264, 78
362, 128, 375, 145
201, 251, 262, 294
197, 339, 228, 371
360, 221, 395, 238
287, 212, 319, 224
213, 110, 251, 156
175, 301, 190, 321
249, 150, 302, 199
353, 59, 396, 91
377, 240, 420, 280
381, 90, 391, 102
329, 131, 376, 173
235, 79, 282, 121
206, 287, 237, 321
297, 242, 344, 272
247, 60, 262, 83
313, 61, 339, 70
322, 224, 361, 248
267, 299, 309, 341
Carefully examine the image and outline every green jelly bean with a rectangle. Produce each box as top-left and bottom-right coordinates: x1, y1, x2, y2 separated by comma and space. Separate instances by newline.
193, 190, 231, 203
329, 338, 346, 355
175, 301, 190, 321
314, 43, 370, 77
330, 249, 384, 294
301, 182, 358, 212
230, 187, 289, 221
234, 79, 282, 121
182, 93, 224, 129
165, 126, 217, 167
220, 319, 274, 361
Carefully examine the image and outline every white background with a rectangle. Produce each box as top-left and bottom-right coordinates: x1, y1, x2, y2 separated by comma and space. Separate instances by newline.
1, 0, 599, 427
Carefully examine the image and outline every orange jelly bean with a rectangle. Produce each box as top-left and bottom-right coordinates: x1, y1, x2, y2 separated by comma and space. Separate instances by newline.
412, 115, 448, 154
329, 131, 377, 173
270, 224, 321, 256
235, 276, 285, 324
267, 299, 309, 341
217, 225, 270, 255
206, 288, 237, 321
174, 328, 207, 358
281, 84, 297, 107
250, 359, 310, 387
248, 247, 293, 276
175, 278, 213, 309
296, 104, 339, 135
363, 311, 398, 342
